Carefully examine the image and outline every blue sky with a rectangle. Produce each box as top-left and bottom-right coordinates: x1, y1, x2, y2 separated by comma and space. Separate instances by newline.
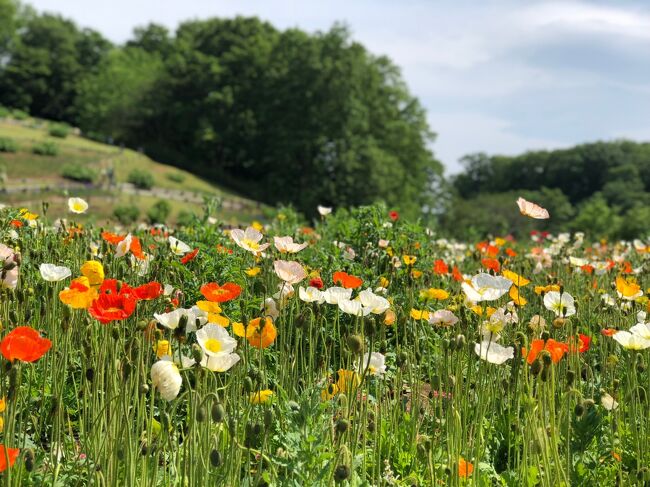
26, 0, 650, 174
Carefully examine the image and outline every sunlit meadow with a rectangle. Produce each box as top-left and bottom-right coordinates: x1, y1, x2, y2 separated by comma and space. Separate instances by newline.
0, 198, 649, 486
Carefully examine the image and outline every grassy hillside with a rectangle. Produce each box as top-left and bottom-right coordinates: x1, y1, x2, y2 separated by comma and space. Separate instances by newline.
0, 117, 268, 225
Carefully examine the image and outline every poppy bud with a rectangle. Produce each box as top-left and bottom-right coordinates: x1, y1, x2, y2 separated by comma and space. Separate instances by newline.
346, 335, 364, 355
583, 399, 595, 410
334, 465, 350, 483
24, 449, 35, 472
335, 418, 349, 434
337, 394, 348, 410
612, 379, 620, 391
191, 344, 204, 364
243, 376, 254, 392
396, 351, 408, 367
196, 406, 206, 423
552, 318, 566, 329
540, 331, 550, 342
139, 383, 150, 395
210, 449, 222, 468
287, 400, 300, 412
137, 320, 148, 331
455, 334, 466, 349
530, 359, 543, 377
264, 408, 274, 428
574, 402, 585, 417
212, 403, 226, 422
364, 318, 376, 337
566, 370, 575, 387
540, 350, 552, 366
85, 368, 95, 382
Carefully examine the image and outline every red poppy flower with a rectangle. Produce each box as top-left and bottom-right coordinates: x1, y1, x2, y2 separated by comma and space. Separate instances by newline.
10, 220, 22, 228
309, 277, 324, 289
621, 261, 632, 274
433, 259, 449, 275
523, 338, 569, 365
129, 236, 146, 260
200, 282, 242, 302
0, 445, 19, 472
452, 266, 463, 282
601, 328, 617, 337
332, 271, 363, 289
133, 282, 163, 300
181, 248, 199, 264
481, 258, 500, 273
389, 210, 399, 221
505, 248, 517, 257
89, 293, 137, 324
577, 334, 591, 353
581, 264, 594, 274
1, 326, 52, 363
99, 279, 134, 297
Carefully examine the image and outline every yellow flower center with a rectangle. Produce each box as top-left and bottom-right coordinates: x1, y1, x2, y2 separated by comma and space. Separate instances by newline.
242, 239, 260, 250
204, 338, 222, 353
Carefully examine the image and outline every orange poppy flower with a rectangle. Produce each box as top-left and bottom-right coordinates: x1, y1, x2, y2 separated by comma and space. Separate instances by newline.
133, 282, 163, 300
98, 279, 133, 297
10, 220, 23, 228
458, 457, 474, 478
129, 236, 146, 260
0, 445, 19, 472
89, 293, 137, 324
505, 248, 517, 257
332, 271, 363, 289
523, 338, 568, 365
452, 266, 463, 282
0, 326, 52, 363
180, 248, 199, 264
481, 258, 500, 273
233, 317, 277, 348
601, 328, 617, 337
433, 259, 449, 275
101, 231, 124, 244
200, 282, 242, 303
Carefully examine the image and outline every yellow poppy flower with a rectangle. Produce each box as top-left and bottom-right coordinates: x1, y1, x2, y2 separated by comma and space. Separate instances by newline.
420, 288, 449, 300
245, 267, 262, 277
154, 340, 171, 358
410, 309, 430, 321
509, 285, 527, 306
502, 270, 530, 287
534, 284, 560, 295
337, 369, 361, 392
411, 269, 423, 279
403, 255, 417, 266
250, 389, 273, 404
80, 260, 105, 288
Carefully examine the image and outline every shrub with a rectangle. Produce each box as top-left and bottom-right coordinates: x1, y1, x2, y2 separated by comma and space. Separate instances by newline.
11, 109, 29, 120
176, 210, 196, 227
61, 163, 97, 183
32, 141, 59, 156
0, 106, 10, 118
0, 137, 18, 153
147, 200, 171, 224
113, 205, 140, 225
128, 169, 154, 190
166, 172, 185, 183
48, 124, 71, 138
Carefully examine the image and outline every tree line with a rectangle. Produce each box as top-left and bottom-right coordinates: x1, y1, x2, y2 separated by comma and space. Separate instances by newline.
0, 0, 442, 218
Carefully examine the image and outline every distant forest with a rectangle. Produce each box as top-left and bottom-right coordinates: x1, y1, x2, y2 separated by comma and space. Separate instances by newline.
1, 0, 649, 238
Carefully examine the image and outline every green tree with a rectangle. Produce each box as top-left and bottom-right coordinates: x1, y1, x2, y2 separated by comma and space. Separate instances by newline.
571, 193, 621, 238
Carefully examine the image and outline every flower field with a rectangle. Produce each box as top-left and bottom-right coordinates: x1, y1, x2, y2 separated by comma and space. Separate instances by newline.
0, 200, 649, 486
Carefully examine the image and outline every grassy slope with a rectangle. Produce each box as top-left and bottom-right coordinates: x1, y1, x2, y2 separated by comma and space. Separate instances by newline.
0, 118, 267, 225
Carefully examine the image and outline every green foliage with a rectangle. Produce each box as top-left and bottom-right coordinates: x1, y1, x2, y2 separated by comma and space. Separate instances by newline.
165, 172, 185, 183
60, 162, 96, 182
175, 209, 195, 227
571, 193, 621, 238
48, 123, 70, 138
0, 105, 10, 118
127, 169, 154, 190
31, 140, 59, 156
113, 204, 140, 225
0, 136, 18, 152
147, 199, 170, 223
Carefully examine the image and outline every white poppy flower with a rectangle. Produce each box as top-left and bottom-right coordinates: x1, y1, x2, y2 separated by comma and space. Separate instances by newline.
317, 205, 332, 216
115, 234, 133, 258
154, 308, 204, 332
230, 227, 270, 253
428, 309, 459, 327
474, 340, 514, 365
462, 273, 512, 303
196, 324, 237, 358
68, 197, 89, 214
299, 286, 325, 304
601, 392, 619, 411
360, 352, 386, 377
338, 298, 371, 317
169, 236, 191, 256
357, 288, 390, 314
543, 291, 576, 317
39, 263, 71, 282
151, 358, 182, 400
273, 236, 308, 254
0, 244, 19, 289
612, 331, 650, 350
261, 297, 280, 319
273, 260, 307, 284
323, 286, 352, 305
